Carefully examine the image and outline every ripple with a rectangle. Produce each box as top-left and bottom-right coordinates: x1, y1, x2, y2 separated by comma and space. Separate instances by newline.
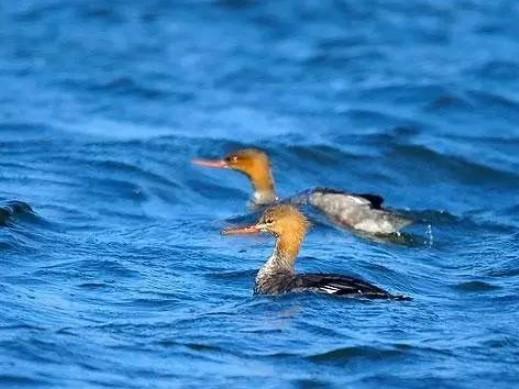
205, 269, 257, 281
65, 76, 173, 101
473, 60, 519, 81
453, 281, 501, 292
0, 375, 49, 386
425, 93, 474, 112
402, 209, 459, 224
35, 259, 140, 279
307, 346, 404, 363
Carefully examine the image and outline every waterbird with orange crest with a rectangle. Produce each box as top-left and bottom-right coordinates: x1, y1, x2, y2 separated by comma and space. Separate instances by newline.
195, 148, 413, 235
223, 204, 411, 300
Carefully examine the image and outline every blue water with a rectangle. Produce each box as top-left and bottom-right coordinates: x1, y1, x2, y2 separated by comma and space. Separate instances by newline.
1, 1, 518, 387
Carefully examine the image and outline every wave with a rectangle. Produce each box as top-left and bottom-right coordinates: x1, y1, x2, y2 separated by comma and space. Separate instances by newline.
472, 60, 519, 81
0, 374, 49, 387
453, 280, 501, 292
193, 138, 519, 188
0, 200, 35, 225
390, 143, 519, 184
307, 345, 404, 362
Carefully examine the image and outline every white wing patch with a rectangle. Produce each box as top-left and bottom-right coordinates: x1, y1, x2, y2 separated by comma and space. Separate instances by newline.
319, 285, 341, 294
318, 283, 360, 294
348, 195, 371, 206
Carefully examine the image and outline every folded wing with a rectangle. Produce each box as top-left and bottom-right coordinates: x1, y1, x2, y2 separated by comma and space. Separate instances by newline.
295, 274, 410, 300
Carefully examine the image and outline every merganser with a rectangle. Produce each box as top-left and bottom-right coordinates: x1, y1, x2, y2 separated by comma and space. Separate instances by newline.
194, 148, 412, 235
223, 204, 410, 300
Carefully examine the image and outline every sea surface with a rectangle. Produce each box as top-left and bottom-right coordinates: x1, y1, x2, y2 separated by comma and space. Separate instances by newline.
1, 1, 518, 388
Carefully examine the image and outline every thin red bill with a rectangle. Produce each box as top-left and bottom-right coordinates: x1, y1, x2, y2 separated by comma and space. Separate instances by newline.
222, 224, 262, 236
192, 159, 228, 169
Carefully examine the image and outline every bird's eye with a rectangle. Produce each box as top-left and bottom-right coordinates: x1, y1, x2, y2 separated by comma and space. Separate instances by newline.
265, 218, 274, 224
226, 155, 239, 163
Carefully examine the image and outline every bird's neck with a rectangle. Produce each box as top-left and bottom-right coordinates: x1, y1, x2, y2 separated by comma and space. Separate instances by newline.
257, 233, 303, 278
251, 190, 278, 207
250, 169, 277, 206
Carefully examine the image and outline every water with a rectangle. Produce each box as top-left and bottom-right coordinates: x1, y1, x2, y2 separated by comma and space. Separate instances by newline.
1, 0, 518, 387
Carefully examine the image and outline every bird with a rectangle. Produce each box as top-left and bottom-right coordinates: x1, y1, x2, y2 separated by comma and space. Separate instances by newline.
194, 148, 412, 235
222, 204, 411, 300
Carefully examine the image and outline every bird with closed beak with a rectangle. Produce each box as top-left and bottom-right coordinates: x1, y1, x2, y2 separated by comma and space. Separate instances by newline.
195, 148, 412, 235
223, 204, 410, 300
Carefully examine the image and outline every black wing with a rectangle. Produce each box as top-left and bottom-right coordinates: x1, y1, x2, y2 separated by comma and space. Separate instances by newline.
353, 193, 385, 210
295, 273, 410, 300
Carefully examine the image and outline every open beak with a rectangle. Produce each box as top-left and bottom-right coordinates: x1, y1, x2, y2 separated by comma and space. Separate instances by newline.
222, 223, 266, 236
192, 158, 228, 169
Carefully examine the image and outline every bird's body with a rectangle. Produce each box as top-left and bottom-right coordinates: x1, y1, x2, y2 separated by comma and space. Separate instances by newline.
293, 188, 412, 234
255, 268, 403, 299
